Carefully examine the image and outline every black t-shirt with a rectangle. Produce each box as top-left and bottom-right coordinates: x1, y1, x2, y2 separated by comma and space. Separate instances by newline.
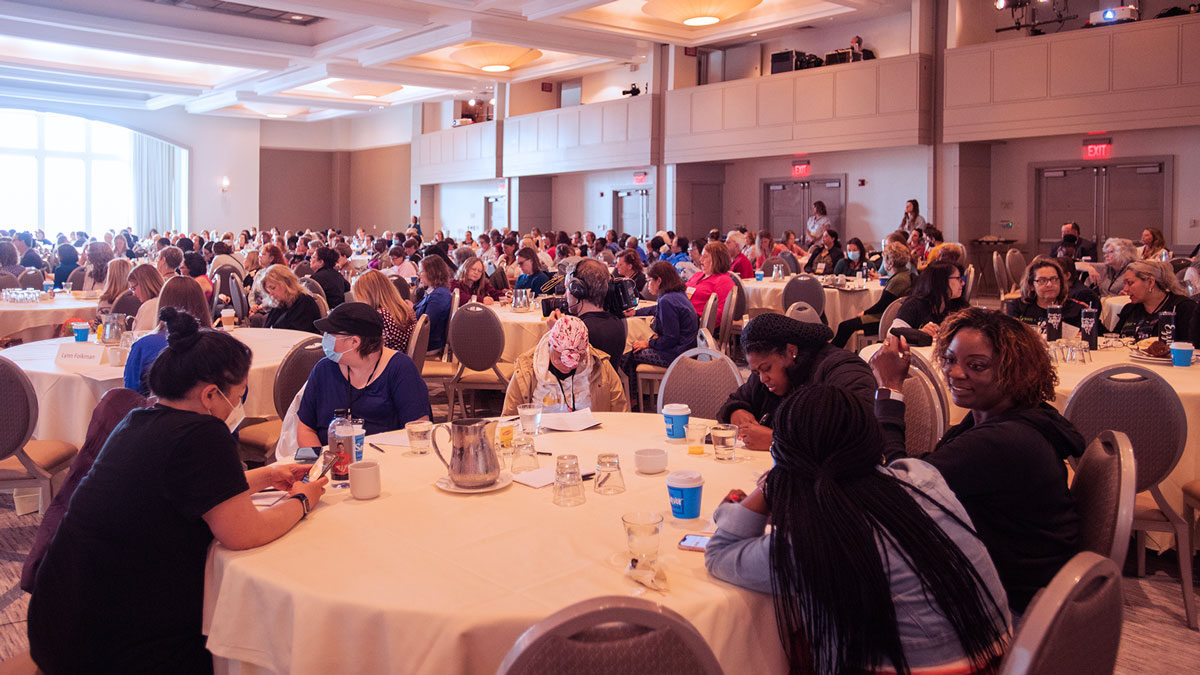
265, 293, 321, 333
578, 310, 626, 370
29, 405, 249, 674
312, 267, 349, 308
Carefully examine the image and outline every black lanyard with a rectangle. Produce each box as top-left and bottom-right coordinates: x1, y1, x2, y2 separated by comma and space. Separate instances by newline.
343, 353, 384, 417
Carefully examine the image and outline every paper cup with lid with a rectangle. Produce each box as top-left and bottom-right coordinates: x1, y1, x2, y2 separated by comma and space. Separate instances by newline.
661, 403, 690, 439
666, 470, 704, 519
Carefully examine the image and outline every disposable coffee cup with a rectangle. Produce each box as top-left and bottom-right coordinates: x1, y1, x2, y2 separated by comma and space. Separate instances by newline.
349, 460, 381, 499
1170, 342, 1193, 368
220, 308, 236, 328
754, 269, 764, 281
72, 322, 89, 343
662, 403, 690, 440
666, 470, 704, 519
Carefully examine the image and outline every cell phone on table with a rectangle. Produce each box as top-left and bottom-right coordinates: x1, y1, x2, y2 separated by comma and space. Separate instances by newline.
678, 534, 711, 552
304, 451, 338, 483
294, 446, 320, 463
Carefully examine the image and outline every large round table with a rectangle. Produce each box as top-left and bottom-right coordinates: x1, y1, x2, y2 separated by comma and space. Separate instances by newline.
203, 412, 783, 675
0, 294, 99, 339
493, 303, 654, 363
741, 277, 884, 329
4, 327, 316, 448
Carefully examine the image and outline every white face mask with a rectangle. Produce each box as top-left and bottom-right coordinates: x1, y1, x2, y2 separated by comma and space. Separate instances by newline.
217, 388, 246, 433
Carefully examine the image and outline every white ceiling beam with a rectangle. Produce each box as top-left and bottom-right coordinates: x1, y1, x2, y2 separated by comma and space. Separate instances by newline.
0, 84, 150, 109
146, 94, 190, 110
357, 22, 475, 66
244, 93, 381, 111
520, 0, 614, 21
326, 63, 484, 89
0, 64, 206, 96
300, 109, 357, 122
241, 0, 430, 28
252, 65, 331, 96
468, 17, 649, 62
312, 26, 407, 59
185, 90, 241, 114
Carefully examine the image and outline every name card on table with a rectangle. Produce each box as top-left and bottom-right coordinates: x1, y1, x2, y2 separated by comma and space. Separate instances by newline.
55, 342, 105, 371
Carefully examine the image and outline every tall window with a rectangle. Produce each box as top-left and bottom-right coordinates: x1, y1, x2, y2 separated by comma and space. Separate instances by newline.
0, 108, 187, 238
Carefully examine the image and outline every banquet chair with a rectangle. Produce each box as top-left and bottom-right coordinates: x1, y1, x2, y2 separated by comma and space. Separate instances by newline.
0, 272, 17, 289
1070, 430, 1136, 566
600, 249, 616, 264
997, 552, 1123, 675
726, 273, 750, 345
300, 276, 326, 304
778, 250, 799, 274
699, 293, 719, 341
110, 290, 142, 326
717, 287, 737, 355
635, 326, 716, 413
696, 328, 717, 351
962, 263, 977, 303
66, 266, 86, 290
1168, 257, 1191, 275
490, 267, 510, 291
992, 251, 1011, 300
1064, 364, 1195, 628
658, 348, 744, 421
236, 336, 323, 465
21, 388, 147, 593
444, 302, 511, 421
909, 350, 950, 434
497, 595, 723, 675
899, 362, 945, 457
785, 301, 820, 325
293, 260, 312, 278
1005, 249, 1027, 294
406, 315, 430, 374
878, 298, 906, 340
0, 355, 78, 514
391, 275, 412, 301
1183, 480, 1199, 566
422, 291, 464, 414
783, 275, 824, 318
17, 268, 43, 289
762, 256, 788, 276
312, 293, 330, 318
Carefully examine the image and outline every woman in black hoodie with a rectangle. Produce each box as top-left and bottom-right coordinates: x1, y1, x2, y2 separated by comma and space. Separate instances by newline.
870, 307, 1084, 616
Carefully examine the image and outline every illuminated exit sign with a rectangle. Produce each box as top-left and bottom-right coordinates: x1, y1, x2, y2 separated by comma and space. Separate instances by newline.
1083, 137, 1112, 160
791, 160, 810, 178
633, 172, 648, 184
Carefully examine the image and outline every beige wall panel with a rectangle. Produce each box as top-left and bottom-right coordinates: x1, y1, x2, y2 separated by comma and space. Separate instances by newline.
757, 78, 794, 126
452, 127, 467, 161
518, 117, 537, 153
1049, 35, 1109, 96
834, 68, 878, 117
481, 123, 497, 158
723, 85, 757, 129
793, 72, 834, 121
878, 60, 919, 113
580, 105, 604, 145
1112, 26, 1179, 90
537, 115, 557, 151
692, 88, 724, 132
629, 97, 653, 140
465, 125, 481, 160
602, 103, 628, 142
1184, 22, 1200, 84
558, 110, 581, 148
944, 51, 991, 106
664, 93, 691, 135
992, 43, 1048, 102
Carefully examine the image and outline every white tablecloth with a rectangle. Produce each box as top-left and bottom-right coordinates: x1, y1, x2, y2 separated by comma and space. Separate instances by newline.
1100, 295, 1130, 332
203, 412, 783, 675
741, 278, 884, 329
494, 304, 654, 363
349, 255, 371, 270
5, 327, 316, 447
0, 294, 100, 338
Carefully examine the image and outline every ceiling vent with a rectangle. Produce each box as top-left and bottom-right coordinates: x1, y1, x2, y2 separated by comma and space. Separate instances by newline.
145, 0, 323, 26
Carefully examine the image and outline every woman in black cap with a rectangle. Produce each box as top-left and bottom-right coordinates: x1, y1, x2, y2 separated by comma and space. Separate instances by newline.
296, 302, 432, 446
717, 312, 875, 451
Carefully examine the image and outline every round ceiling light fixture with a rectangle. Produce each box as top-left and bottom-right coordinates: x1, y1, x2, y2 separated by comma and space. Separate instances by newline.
641, 0, 762, 26
327, 79, 403, 100
450, 43, 543, 73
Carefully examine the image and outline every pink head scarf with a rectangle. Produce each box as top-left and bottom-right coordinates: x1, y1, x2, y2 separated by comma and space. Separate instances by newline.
547, 315, 589, 369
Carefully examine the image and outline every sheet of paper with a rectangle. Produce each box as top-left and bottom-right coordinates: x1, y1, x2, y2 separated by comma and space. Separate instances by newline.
512, 466, 555, 488
539, 408, 601, 432
369, 430, 412, 447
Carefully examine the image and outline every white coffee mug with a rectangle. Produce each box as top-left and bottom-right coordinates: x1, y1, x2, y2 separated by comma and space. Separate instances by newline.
349, 460, 381, 499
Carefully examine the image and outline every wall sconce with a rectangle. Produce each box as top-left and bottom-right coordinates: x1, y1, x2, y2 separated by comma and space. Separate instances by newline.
221, 176, 231, 193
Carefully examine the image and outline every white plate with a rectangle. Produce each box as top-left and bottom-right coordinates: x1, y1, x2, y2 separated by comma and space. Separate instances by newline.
435, 471, 513, 494
1128, 350, 1197, 366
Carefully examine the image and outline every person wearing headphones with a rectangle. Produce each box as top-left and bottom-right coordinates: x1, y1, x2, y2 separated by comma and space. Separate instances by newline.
547, 258, 627, 371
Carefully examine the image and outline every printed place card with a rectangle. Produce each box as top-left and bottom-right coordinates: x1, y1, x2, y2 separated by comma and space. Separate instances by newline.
55, 342, 105, 371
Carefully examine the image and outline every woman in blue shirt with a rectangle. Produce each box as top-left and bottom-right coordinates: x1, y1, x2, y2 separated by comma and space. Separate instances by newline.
414, 254, 453, 354
123, 276, 212, 395
297, 302, 431, 446
511, 247, 551, 296
622, 262, 698, 406
706, 385, 1010, 675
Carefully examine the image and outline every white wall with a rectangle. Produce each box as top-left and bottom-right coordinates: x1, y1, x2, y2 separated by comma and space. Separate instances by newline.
989, 126, 1200, 248
759, 11, 913, 69
436, 179, 507, 238
722, 145, 933, 245
551, 168, 657, 236
952, 0, 1181, 47
260, 105, 415, 151
582, 63, 650, 103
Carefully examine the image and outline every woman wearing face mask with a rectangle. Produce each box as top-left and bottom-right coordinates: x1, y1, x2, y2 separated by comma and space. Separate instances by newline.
28, 307, 328, 674
717, 313, 875, 451
502, 315, 627, 414
833, 237, 871, 276
296, 303, 431, 447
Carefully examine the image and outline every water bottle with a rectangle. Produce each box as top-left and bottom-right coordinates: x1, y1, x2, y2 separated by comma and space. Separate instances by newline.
328, 409, 354, 481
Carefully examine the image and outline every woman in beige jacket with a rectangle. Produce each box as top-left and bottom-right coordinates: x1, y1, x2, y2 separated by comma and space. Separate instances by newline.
503, 314, 628, 415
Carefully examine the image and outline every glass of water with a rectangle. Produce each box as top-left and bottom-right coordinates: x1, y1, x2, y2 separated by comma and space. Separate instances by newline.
405, 420, 433, 455
517, 403, 543, 435
710, 424, 739, 462
622, 512, 664, 569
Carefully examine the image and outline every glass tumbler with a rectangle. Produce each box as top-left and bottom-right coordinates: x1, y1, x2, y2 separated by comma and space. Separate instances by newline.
593, 453, 625, 495
509, 434, 539, 473
710, 424, 739, 462
552, 454, 586, 507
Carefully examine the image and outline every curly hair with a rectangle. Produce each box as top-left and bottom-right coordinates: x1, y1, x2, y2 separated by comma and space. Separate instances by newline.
934, 307, 1058, 408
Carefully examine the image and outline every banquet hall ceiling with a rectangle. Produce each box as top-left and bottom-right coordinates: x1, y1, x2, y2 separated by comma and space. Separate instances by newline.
0, 0, 905, 121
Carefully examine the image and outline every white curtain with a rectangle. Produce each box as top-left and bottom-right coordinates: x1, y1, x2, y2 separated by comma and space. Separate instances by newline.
133, 134, 182, 238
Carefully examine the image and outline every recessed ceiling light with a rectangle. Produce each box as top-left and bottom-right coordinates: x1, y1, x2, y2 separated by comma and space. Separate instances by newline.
490, 97, 496, 106
468, 98, 476, 106
481, 64, 510, 72
266, 113, 287, 118
353, 94, 376, 100
290, 15, 306, 20
750, 32, 758, 36
684, 16, 720, 25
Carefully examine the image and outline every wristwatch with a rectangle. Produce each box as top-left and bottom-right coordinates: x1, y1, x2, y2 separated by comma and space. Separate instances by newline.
875, 387, 906, 403
289, 493, 311, 519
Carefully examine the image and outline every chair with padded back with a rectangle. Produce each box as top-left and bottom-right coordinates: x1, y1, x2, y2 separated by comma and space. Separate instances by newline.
778, 250, 799, 274
997, 552, 1123, 675
962, 263, 977, 303
17, 268, 43, 289
600, 249, 616, 264
293, 260, 312, 278
406, 314, 430, 375
726, 273, 751, 344
899, 362, 945, 457
236, 336, 324, 465
497, 595, 723, 675
1005, 248, 1027, 294
209, 264, 242, 317
699, 293, 718, 342
762, 256, 787, 277
1168, 257, 1191, 274
0, 355, 78, 513
227, 277, 250, 320
490, 268, 510, 291
783, 275, 824, 317
878, 298, 906, 341
908, 349, 950, 436
444, 302, 511, 421
657, 348, 744, 421
785, 301, 821, 325
992, 251, 1010, 300
311, 292, 329, 318
66, 266, 86, 290
391, 276, 411, 301
0, 272, 17, 290
635, 323, 719, 413
421, 291, 464, 414
110, 290, 142, 324
1063, 364, 1195, 628
696, 328, 716, 351
717, 287, 738, 355
1070, 430, 1136, 566
300, 276, 326, 303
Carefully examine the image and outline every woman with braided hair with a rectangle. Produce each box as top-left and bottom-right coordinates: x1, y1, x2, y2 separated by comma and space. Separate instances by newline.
706, 385, 1010, 675
717, 312, 875, 451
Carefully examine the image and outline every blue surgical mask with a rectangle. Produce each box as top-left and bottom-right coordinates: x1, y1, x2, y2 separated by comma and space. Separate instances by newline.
848, 251, 861, 261
322, 333, 349, 363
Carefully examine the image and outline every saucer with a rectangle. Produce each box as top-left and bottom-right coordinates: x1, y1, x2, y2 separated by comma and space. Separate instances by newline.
434, 471, 514, 494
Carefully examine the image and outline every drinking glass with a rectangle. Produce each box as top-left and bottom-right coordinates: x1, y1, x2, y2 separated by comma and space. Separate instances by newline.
405, 420, 433, 455
594, 453, 625, 495
710, 424, 738, 462
63, 282, 73, 292
517, 403, 542, 435
509, 434, 539, 473
621, 512, 664, 568
685, 423, 707, 456
552, 454, 586, 507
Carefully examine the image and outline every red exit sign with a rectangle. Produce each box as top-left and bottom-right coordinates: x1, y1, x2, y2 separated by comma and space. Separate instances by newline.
1083, 137, 1112, 159
791, 161, 810, 178
633, 172, 647, 184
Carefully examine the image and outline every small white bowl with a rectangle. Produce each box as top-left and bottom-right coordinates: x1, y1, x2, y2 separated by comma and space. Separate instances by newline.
634, 448, 668, 474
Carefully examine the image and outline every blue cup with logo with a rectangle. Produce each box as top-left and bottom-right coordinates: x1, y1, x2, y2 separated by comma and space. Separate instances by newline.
666, 470, 704, 519
351, 418, 365, 462
754, 269, 764, 282
662, 403, 690, 439
42, 280, 53, 294
71, 322, 89, 343
1170, 342, 1193, 367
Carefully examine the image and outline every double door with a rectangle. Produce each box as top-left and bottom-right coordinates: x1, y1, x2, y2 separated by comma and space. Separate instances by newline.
1035, 159, 1171, 251
483, 195, 507, 232
763, 176, 845, 239
614, 188, 652, 240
